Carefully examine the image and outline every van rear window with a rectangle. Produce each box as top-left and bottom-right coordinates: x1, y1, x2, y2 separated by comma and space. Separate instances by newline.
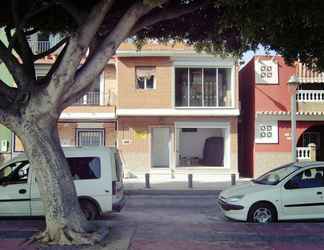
67, 157, 100, 180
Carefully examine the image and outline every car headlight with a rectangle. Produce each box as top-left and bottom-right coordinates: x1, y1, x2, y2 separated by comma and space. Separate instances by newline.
226, 195, 244, 203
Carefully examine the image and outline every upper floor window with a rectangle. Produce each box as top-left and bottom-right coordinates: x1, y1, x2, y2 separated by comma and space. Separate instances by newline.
175, 67, 232, 107
136, 66, 156, 89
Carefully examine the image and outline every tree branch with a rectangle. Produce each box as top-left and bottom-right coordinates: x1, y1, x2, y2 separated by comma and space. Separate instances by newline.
56, 1, 85, 25
19, 1, 57, 30
0, 107, 18, 129
25, 28, 39, 37
62, 1, 159, 108
0, 40, 29, 87
42, 42, 69, 85
34, 37, 69, 61
46, 0, 115, 106
0, 79, 17, 101
130, 0, 209, 35
11, 0, 35, 80
77, 0, 115, 48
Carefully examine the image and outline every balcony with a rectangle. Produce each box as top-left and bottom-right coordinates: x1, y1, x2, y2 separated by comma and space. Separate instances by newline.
296, 89, 324, 112
72, 91, 117, 106
296, 147, 311, 161
297, 90, 324, 102
28, 40, 51, 54
74, 91, 100, 105
61, 90, 116, 121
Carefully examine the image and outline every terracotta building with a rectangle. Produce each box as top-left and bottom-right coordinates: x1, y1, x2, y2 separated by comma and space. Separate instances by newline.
12, 42, 240, 180
239, 55, 324, 178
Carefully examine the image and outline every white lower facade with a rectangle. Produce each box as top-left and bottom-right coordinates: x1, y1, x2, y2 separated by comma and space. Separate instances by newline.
118, 117, 239, 181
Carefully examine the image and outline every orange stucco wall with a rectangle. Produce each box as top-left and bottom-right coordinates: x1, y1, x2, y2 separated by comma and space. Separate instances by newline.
117, 57, 172, 109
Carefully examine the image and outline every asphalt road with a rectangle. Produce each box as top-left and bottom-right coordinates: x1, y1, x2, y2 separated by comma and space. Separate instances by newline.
3, 194, 324, 250
108, 194, 324, 250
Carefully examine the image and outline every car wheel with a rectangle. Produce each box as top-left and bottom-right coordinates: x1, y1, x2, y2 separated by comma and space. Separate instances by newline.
80, 200, 98, 220
248, 202, 277, 223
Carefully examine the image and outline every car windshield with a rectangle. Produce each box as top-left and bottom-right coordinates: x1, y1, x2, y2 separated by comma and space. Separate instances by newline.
253, 163, 300, 185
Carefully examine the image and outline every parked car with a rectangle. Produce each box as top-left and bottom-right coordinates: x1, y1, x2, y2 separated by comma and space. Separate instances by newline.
218, 162, 324, 223
0, 146, 125, 220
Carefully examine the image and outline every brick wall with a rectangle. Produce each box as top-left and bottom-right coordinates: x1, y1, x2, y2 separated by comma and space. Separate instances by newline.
117, 57, 172, 109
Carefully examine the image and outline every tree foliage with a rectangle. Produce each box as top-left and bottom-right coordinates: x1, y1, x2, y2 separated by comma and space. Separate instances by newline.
0, 0, 323, 245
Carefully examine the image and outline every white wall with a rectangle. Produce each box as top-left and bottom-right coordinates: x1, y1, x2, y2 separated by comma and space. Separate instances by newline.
179, 128, 224, 158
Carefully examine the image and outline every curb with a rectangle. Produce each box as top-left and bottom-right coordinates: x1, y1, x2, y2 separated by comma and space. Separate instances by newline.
124, 189, 221, 196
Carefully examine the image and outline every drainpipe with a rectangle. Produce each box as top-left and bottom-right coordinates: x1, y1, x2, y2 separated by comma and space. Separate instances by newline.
288, 75, 299, 162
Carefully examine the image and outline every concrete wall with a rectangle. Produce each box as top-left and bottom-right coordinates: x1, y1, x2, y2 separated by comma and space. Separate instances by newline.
298, 102, 324, 113
104, 64, 117, 106
255, 152, 292, 177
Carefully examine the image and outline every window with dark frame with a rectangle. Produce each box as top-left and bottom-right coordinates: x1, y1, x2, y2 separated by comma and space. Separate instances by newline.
135, 66, 156, 89
175, 67, 231, 107
0, 161, 30, 185
285, 167, 324, 189
67, 157, 101, 180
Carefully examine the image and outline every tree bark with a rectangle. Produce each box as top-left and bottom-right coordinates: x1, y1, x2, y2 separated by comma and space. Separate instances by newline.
15, 118, 108, 245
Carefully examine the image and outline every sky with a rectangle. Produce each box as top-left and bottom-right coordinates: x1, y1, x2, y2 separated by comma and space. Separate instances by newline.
240, 46, 277, 68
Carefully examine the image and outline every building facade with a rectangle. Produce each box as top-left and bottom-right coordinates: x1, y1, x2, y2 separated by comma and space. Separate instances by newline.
10, 42, 240, 180
239, 55, 324, 178
115, 43, 240, 180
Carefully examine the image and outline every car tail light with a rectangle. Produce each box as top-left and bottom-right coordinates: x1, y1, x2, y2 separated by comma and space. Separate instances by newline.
112, 181, 116, 195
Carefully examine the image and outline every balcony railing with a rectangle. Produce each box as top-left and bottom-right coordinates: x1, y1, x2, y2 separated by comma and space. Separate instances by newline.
296, 90, 324, 102
74, 91, 100, 105
28, 40, 51, 54
73, 91, 117, 106
296, 147, 311, 160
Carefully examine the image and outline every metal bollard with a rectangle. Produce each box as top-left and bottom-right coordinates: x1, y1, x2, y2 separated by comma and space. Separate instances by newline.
145, 173, 150, 188
188, 174, 193, 188
231, 173, 236, 186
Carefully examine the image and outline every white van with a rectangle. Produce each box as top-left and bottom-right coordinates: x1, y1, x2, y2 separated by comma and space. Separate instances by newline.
0, 146, 125, 220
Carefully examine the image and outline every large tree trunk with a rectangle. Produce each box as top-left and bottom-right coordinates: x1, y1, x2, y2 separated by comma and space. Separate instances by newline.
15, 118, 108, 245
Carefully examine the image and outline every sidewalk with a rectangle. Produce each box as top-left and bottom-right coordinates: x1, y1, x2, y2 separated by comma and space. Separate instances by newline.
124, 176, 250, 194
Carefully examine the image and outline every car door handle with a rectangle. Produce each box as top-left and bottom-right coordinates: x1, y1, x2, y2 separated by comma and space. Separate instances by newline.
19, 189, 27, 194
317, 191, 322, 195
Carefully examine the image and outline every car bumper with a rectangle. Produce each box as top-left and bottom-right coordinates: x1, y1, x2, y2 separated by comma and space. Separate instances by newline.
218, 198, 247, 221
112, 195, 126, 212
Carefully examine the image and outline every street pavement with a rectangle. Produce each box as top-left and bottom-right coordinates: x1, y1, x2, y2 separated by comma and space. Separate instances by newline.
2, 194, 324, 249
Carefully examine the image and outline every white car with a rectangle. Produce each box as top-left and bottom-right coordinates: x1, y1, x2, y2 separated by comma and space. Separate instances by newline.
218, 162, 324, 223
0, 146, 125, 219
